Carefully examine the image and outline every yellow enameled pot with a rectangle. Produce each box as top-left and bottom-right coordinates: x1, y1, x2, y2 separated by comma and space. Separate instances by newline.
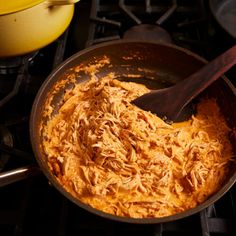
0, 0, 79, 57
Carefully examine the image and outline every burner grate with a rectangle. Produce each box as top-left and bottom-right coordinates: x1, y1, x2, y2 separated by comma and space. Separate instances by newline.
86, 0, 209, 54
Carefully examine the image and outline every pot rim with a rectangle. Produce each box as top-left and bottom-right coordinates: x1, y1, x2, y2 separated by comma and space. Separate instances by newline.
0, 0, 45, 16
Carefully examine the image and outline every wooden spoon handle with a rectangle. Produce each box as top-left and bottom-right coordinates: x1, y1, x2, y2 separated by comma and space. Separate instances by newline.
174, 45, 236, 109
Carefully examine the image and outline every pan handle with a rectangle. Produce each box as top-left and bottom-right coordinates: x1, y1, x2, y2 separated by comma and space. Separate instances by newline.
0, 166, 41, 187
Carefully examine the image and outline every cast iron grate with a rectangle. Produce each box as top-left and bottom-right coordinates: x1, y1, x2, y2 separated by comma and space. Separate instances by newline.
86, 0, 210, 53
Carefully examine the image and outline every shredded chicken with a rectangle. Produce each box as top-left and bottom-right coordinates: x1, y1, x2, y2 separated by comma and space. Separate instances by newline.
42, 75, 234, 218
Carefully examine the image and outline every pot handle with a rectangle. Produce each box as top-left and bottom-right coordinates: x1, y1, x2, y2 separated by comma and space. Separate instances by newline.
46, 0, 80, 6
0, 166, 41, 187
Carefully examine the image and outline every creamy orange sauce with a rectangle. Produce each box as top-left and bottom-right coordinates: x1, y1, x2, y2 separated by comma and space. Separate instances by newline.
42, 76, 233, 218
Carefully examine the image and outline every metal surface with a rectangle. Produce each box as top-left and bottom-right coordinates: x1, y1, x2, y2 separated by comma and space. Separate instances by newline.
123, 24, 172, 43
210, 0, 236, 39
30, 40, 236, 224
0, 54, 33, 108
0, 126, 13, 171
0, 166, 41, 187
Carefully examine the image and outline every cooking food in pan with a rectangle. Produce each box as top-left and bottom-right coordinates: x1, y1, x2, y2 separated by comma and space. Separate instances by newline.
42, 73, 234, 218
31, 41, 236, 223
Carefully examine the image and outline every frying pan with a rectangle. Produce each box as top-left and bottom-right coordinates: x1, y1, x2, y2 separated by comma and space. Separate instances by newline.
24, 41, 236, 223
210, 0, 236, 39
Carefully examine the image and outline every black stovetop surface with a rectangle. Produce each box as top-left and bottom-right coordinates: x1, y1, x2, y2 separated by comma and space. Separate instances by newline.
0, 0, 235, 235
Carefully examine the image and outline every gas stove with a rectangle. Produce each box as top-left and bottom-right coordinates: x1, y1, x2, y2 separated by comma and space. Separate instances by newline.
0, 0, 235, 235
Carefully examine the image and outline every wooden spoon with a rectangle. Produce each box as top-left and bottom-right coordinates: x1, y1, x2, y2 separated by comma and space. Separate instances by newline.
132, 45, 236, 122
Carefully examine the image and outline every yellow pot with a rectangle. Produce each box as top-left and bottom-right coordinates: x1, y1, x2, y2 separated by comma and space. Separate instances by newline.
0, 0, 78, 57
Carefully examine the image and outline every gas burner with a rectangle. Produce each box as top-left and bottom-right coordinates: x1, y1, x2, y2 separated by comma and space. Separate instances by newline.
84, 0, 215, 54
123, 24, 172, 43
0, 125, 13, 171
0, 57, 23, 75
0, 52, 38, 75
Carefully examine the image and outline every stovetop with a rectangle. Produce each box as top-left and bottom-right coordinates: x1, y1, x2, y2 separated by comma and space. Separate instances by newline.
0, 0, 235, 235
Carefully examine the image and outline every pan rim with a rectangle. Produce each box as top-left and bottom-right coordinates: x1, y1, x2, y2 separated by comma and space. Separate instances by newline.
30, 39, 236, 224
